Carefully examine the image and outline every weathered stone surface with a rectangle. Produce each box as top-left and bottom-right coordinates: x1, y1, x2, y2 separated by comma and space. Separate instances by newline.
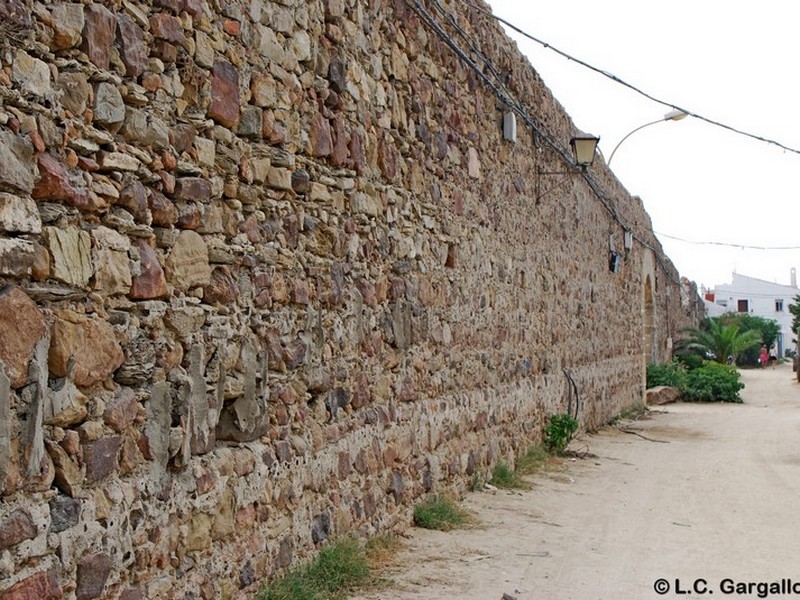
0, 238, 35, 277
0, 286, 47, 388
116, 335, 156, 386
11, 51, 51, 97
104, 387, 139, 432
148, 190, 178, 226
309, 112, 333, 157
76, 553, 112, 600
0, 193, 41, 234
57, 72, 90, 117
185, 512, 212, 552
646, 385, 682, 405
117, 181, 149, 223
0, 569, 63, 600
0, 509, 36, 551
47, 440, 83, 497
49, 309, 125, 387
122, 109, 170, 150
92, 226, 132, 295
174, 177, 212, 202
32, 153, 91, 210
49, 494, 81, 533
130, 239, 168, 299
203, 266, 238, 305
208, 60, 240, 128
150, 13, 185, 44
43, 226, 93, 288
83, 436, 121, 483
238, 106, 263, 139
81, 4, 116, 70
165, 230, 211, 291
0, 364, 13, 496
45, 359, 88, 427
94, 83, 126, 131
116, 14, 147, 77
0, 129, 35, 195
50, 3, 84, 49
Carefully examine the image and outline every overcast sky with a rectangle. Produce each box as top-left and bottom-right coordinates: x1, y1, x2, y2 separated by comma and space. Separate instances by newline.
486, 0, 800, 291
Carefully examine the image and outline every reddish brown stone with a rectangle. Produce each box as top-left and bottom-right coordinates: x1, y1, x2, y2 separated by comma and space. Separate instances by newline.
309, 112, 332, 157
49, 310, 125, 388
117, 180, 149, 223
83, 436, 122, 483
174, 177, 212, 202
203, 266, 238, 305
330, 115, 349, 167
377, 136, 398, 181
283, 338, 307, 370
262, 110, 287, 144
148, 190, 178, 226
47, 440, 83, 497
116, 14, 148, 77
195, 466, 216, 495
175, 204, 202, 230
130, 239, 168, 300
0, 509, 36, 551
222, 18, 240, 35
117, 433, 142, 476
277, 384, 298, 405
0, 569, 62, 600
81, 4, 116, 70
208, 60, 240, 128
239, 214, 264, 244
274, 440, 293, 463
76, 553, 112, 600
118, 588, 144, 600
103, 387, 139, 432
149, 13, 185, 44
349, 130, 366, 174
0, 286, 46, 388
32, 153, 91, 210
337, 451, 351, 478
291, 280, 310, 305
350, 372, 372, 409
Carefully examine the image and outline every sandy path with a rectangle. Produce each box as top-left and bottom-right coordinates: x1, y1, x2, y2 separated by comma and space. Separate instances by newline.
353, 362, 800, 599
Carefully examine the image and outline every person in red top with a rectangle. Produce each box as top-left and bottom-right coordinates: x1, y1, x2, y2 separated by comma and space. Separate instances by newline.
759, 345, 769, 368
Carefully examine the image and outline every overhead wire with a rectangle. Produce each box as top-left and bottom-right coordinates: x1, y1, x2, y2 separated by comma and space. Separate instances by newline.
461, 0, 800, 157
657, 233, 800, 251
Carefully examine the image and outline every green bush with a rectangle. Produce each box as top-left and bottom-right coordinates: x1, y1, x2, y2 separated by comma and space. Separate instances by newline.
674, 353, 704, 371
543, 413, 579, 454
646, 362, 687, 389
683, 362, 744, 403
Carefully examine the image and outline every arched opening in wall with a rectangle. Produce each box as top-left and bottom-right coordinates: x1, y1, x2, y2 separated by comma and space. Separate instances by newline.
644, 275, 656, 365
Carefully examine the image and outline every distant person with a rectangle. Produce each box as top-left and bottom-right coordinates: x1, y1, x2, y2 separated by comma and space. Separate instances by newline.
759, 345, 769, 368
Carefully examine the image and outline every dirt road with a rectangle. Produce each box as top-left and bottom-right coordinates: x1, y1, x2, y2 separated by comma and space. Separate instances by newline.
354, 362, 800, 599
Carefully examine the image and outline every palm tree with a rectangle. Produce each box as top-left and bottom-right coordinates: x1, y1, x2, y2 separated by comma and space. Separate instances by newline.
677, 319, 762, 365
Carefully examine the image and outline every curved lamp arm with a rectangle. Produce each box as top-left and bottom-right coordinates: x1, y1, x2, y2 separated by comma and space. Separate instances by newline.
607, 109, 688, 166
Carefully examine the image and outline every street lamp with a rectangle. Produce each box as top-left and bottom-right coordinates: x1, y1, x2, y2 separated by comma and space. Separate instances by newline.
570, 133, 601, 169
606, 109, 688, 166
535, 133, 600, 201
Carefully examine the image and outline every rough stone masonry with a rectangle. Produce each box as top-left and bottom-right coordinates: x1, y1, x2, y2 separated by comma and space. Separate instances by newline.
0, 0, 702, 598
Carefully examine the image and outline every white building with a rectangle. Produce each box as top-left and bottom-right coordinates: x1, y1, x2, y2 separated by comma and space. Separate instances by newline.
704, 270, 798, 357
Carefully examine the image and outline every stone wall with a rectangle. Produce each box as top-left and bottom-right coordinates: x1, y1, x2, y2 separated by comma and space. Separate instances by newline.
0, 0, 699, 597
